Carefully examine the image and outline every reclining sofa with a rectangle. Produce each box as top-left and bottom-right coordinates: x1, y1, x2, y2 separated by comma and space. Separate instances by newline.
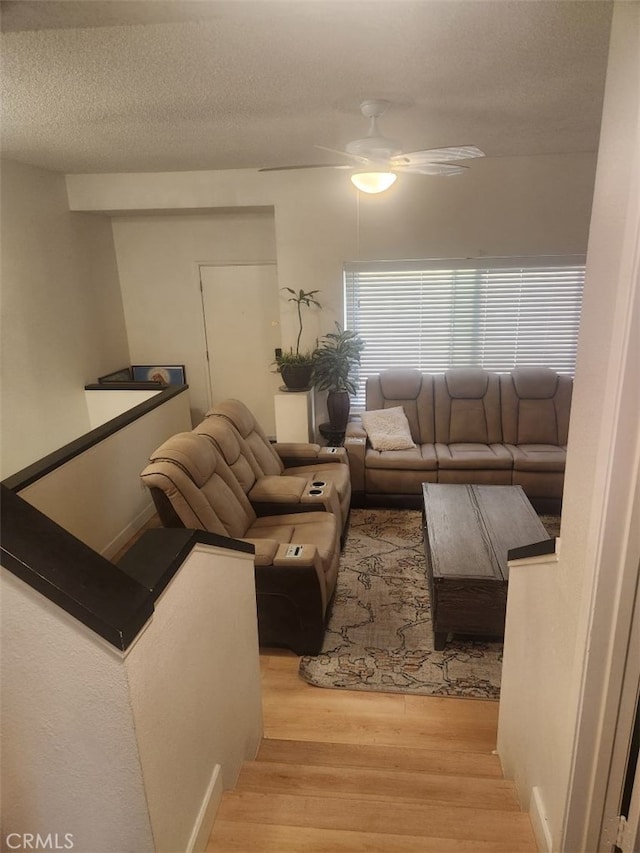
345, 367, 572, 513
140, 400, 351, 654
204, 398, 351, 540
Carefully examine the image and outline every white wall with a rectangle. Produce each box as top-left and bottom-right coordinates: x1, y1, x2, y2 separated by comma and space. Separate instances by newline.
0, 160, 130, 478
125, 543, 263, 852
1, 541, 262, 853
111, 210, 276, 424
85, 388, 161, 430
68, 152, 597, 422
497, 5, 640, 850
0, 570, 155, 853
18, 391, 191, 558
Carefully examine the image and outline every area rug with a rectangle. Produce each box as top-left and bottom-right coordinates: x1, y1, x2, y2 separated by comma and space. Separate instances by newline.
299, 508, 560, 700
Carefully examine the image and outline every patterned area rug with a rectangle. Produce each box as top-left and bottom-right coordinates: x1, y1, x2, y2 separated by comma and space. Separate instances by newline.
299, 508, 560, 700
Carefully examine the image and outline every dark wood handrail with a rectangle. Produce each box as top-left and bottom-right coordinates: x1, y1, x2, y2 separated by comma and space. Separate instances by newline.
1, 485, 253, 650
1, 484, 153, 649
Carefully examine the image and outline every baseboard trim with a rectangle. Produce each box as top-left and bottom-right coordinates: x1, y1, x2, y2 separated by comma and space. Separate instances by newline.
186, 763, 223, 853
530, 785, 553, 852
102, 503, 156, 560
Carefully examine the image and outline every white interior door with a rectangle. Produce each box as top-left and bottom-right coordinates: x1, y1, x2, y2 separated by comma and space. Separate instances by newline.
200, 264, 281, 437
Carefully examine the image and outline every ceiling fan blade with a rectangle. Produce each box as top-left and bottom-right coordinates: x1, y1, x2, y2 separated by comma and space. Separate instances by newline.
396, 163, 469, 176
314, 145, 374, 166
259, 163, 351, 172
392, 145, 485, 166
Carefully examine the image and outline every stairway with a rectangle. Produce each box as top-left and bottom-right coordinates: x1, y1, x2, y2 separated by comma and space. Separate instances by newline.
207, 737, 537, 852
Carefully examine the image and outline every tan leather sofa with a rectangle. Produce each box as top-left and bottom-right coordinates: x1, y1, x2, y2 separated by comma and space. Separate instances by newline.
140, 430, 340, 654
345, 367, 572, 513
205, 398, 351, 539
194, 415, 345, 533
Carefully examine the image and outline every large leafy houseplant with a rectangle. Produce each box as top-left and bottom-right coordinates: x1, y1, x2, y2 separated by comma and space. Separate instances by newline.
275, 288, 322, 390
312, 324, 365, 430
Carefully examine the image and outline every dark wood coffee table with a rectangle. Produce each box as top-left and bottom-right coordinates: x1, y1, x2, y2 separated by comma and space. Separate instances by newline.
421, 483, 549, 649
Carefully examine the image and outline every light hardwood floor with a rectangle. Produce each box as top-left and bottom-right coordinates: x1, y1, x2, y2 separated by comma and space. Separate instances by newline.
207, 649, 537, 852
259, 649, 500, 752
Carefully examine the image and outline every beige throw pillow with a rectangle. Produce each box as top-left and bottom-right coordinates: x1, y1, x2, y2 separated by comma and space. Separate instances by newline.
361, 406, 416, 451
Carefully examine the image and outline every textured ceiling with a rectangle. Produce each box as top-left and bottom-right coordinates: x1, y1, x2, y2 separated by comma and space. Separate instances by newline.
0, 0, 613, 175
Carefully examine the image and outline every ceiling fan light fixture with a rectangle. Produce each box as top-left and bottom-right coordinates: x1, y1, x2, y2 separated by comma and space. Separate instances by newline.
350, 171, 397, 194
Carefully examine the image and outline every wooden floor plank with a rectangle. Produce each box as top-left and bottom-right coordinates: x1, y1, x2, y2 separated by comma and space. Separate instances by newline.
207, 821, 536, 853
257, 738, 504, 777
236, 761, 520, 811
262, 708, 498, 752
403, 692, 500, 722
260, 649, 501, 752
216, 791, 536, 845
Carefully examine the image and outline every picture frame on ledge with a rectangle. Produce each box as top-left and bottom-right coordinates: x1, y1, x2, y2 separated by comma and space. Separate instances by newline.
131, 364, 186, 385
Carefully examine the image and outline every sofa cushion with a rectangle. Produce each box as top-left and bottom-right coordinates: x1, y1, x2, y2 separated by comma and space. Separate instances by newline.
500, 370, 572, 446
448, 400, 492, 444
434, 370, 503, 445
512, 367, 559, 399
361, 406, 416, 451
435, 442, 513, 470
379, 369, 424, 398
248, 475, 307, 502
366, 371, 435, 443
445, 367, 490, 398
366, 467, 437, 494
507, 443, 567, 472
516, 399, 559, 444
365, 443, 438, 470
194, 417, 258, 493
208, 398, 284, 476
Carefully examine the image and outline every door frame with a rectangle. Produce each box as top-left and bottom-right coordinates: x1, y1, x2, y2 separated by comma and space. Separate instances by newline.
561, 10, 640, 839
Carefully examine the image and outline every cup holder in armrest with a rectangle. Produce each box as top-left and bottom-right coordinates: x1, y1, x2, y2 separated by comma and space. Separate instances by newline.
302, 479, 335, 506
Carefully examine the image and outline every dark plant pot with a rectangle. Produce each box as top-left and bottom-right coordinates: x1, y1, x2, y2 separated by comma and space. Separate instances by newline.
327, 390, 350, 431
280, 363, 313, 390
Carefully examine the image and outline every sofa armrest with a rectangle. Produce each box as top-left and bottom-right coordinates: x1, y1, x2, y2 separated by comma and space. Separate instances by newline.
274, 441, 321, 461
318, 446, 347, 463
299, 480, 341, 520
249, 478, 341, 523
272, 542, 327, 614
273, 542, 319, 569
255, 543, 327, 654
275, 442, 347, 467
248, 475, 306, 504
239, 537, 280, 566
345, 419, 367, 441
344, 434, 366, 494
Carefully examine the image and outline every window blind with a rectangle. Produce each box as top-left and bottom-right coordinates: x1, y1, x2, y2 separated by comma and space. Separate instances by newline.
344, 257, 585, 410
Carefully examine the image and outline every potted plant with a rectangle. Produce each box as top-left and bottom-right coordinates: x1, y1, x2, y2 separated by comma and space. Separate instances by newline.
275, 288, 322, 390
312, 323, 365, 430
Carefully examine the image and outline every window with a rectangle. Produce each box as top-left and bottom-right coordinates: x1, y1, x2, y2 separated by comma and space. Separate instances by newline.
344, 257, 585, 409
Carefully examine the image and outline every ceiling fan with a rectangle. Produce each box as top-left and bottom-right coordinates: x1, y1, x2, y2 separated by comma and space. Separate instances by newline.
259, 99, 485, 193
